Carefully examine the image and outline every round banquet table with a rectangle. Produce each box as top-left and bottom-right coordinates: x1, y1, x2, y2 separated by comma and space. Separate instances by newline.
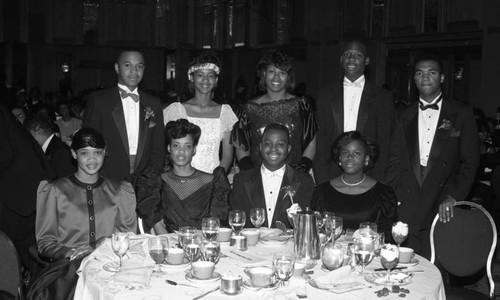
74, 232, 445, 300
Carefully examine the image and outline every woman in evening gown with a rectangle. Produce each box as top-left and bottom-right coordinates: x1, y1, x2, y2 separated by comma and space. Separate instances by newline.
163, 51, 237, 174
232, 49, 318, 173
311, 131, 397, 238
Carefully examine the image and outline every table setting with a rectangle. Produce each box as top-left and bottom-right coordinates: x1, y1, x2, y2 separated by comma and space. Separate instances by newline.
74, 211, 445, 300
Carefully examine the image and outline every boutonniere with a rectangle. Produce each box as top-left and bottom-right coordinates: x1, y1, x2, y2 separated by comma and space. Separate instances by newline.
438, 118, 452, 130
281, 185, 296, 204
144, 107, 155, 121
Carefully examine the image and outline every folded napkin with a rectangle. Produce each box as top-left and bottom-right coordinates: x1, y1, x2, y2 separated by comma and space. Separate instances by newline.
113, 266, 153, 286
314, 265, 353, 287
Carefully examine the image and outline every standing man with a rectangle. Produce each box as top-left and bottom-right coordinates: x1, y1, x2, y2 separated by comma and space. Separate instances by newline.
313, 40, 394, 184
385, 54, 479, 258
83, 49, 164, 184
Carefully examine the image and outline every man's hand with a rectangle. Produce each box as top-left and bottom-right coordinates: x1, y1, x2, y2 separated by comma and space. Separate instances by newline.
438, 195, 456, 223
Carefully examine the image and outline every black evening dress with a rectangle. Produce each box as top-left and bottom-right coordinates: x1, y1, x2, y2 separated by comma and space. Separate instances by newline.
311, 182, 398, 238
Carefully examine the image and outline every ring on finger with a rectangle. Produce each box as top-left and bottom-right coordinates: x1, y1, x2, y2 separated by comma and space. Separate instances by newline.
445, 207, 450, 211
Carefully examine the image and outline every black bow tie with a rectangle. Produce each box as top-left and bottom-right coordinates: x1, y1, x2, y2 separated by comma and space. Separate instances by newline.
119, 88, 139, 102
419, 95, 443, 111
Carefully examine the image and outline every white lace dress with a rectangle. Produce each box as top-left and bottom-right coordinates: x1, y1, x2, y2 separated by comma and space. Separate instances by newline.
163, 102, 238, 173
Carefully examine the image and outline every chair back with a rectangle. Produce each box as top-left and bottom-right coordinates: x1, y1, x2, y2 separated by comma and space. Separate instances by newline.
430, 201, 497, 298
0, 230, 23, 299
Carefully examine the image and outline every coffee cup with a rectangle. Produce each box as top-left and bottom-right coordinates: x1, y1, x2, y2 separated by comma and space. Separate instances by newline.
165, 247, 185, 265
191, 261, 215, 280
217, 228, 232, 242
244, 267, 276, 288
398, 247, 414, 263
293, 262, 305, 278
220, 274, 243, 295
241, 229, 260, 246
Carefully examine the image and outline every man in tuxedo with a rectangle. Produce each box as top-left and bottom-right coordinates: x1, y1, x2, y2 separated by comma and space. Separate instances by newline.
83, 50, 164, 184
230, 123, 314, 228
385, 54, 479, 258
25, 116, 75, 178
313, 40, 394, 184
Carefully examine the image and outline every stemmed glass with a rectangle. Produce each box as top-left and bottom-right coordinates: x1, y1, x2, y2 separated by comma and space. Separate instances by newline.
392, 222, 408, 248
201, 217, 220, 241
228, 210, 246, 236
273, 251, 295, 287
201, 240, 221, 264
148, 236, 169, 274
183, 234, 202, 263
250, 208, 265, 230
111, 232, 130, 270
359, 222, 378, 237
332, 216, 343, 241
380, 244, 400, 283
353, 236, 375, 274
178, 226, 197, 248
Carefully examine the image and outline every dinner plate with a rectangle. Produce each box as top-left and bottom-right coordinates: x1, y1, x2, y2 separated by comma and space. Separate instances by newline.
308, 279, 368, 293
161, 258, 191, 269
242, 279, 279, 291
103, 262, 120, 272
185, 272, 221, 283
398, 257, 419, 267
260, 234, 290, 245
364, 272, 412, 286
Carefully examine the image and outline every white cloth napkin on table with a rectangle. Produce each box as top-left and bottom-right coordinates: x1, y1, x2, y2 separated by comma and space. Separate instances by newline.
113, 266, 153, 286
314, 265, 353, 287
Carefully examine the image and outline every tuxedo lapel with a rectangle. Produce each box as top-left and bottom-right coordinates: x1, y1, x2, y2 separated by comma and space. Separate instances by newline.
272, 166, 301, 227
243, 170, 267, 225
331, 86, 344, 136
356, 83, 374, 133
111, 93, 129, 155
135, 101, 148, 169
403, 104, 421, 186
426, 100, 456, 176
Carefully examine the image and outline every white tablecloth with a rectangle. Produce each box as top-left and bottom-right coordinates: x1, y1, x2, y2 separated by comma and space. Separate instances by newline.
74, 233, 445, 300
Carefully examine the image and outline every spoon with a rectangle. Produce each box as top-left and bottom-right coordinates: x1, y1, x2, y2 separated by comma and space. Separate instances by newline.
193, 286, 220, 300
165, 279, 198, 288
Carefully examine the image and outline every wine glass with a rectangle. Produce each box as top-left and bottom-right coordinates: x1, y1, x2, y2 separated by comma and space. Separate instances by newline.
111, 232, 130, 269
359, 222, 378, 238
332, 216, 343, 241
201, 240, 221, 264
178, 226, 197, 248
392, 222, 408, 248
380, 244, 400, 283
353, 236, 375, 274
183, 234, 202, 263
250, 208, 265, 229
201, 217, 220, 241
148, 236, 169, 273
273, 251, 295, 287
322, 218, 334, 244
228, 210, 246, 236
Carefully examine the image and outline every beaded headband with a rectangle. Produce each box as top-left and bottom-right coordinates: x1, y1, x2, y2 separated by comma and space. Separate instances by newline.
187, 63, 220, 79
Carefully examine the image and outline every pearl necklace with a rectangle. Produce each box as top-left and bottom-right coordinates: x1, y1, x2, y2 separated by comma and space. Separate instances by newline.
341, 174, 366, 186
172, 170, 197, 183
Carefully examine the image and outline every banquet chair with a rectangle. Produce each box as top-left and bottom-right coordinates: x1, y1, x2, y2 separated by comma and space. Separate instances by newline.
0, 230, 24, 300
430, 201, 497, 299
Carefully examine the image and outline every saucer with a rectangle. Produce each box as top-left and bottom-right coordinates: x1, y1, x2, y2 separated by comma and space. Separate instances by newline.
103, 262, 120, 272
260, 234, 289, 245
161, 258, 191, 269
364, 271, 412, 286
185, 272, 221, 283
242, 279, 279, 291
398, 258, 419, 267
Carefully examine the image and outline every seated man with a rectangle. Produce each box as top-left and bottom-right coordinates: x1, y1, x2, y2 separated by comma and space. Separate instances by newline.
230, 123, 314, 228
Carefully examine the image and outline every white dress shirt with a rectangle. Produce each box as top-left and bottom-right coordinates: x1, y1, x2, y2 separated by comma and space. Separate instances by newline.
118, 83, 140, 155
261, 164, 286, 227
42, 134, 55, 153
343, 75, 365, 132
418, 93, 442, 167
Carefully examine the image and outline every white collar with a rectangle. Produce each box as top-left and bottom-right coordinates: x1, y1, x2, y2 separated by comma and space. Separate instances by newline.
261, 164, 286, 178
117, 83, 139, 95
42, 134, 55, 153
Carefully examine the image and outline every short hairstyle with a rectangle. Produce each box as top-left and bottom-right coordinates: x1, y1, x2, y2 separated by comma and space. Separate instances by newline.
164, 119, 201, 147
116, 48, 143, 64
72, 128, 106, 150
187, 51, 222, 93
24, 116, 53, 135
331, 131, 378, 169
341, 40, 368, 56
261, 123, 290, 144
256, 49, 295, 92
414, 53, 444, 74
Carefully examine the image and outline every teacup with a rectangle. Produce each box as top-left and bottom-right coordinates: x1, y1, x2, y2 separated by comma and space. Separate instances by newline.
166, 248, 185, 265
399, 247, 414, 263
244, 267, 276, 288
241, 229, 260, 246
218, 228, 232, 242
191, 261, 215, 280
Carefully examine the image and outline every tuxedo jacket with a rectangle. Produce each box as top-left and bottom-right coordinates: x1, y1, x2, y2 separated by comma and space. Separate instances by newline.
229, 165, 315, 228
83, 86, 165, 183
385, 97, 479, 236
313, 80, 394, 184
45, 135, 75, 178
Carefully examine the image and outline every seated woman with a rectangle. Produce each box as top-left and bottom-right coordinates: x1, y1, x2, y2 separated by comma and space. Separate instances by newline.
311, 131, 397, 238
36, 128, 138, 261
144, 119, 230, 234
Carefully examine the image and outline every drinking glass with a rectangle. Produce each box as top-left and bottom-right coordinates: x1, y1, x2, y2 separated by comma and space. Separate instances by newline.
178, 226, 197, 248
183, 234, 202, 263
380, 244, 400, 283
314, 211, 323, 231
201, 240, 221, 264
250, 208, 265, 229
273, 251, 295, 287
392, 222, 408, 248
111, 232, 130, 269
148, 236, 169, 273
201, 217, 220, 241
228, 210, 246, 236
323, 218, 334, 244
353, 236, 375, 274
359, 222, 378, 238
332, 216, 343, 241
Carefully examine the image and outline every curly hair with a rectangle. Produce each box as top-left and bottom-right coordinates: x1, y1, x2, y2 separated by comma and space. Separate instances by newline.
164, 119, 201, 147
256, 49, 295, 92
331, 131, 378, 170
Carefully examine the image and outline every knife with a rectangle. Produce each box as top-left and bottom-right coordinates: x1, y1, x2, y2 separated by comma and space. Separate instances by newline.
193, 286, 220, 300
373, 267, 407, 272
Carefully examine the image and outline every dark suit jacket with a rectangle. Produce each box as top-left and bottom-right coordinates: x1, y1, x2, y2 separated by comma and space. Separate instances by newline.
45, 135, 75, 178
313, 80, 394, 184
229, 165, 315, 228
83, 86, 165, 183
385, 98, 479, 255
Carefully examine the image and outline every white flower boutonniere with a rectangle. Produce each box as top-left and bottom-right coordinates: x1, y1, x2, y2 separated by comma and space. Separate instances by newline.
144, 107, 155, 122
438, 118, 452, 130
281, 185, 296, 204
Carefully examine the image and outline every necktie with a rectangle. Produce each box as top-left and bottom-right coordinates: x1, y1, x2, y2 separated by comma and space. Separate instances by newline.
262, 167, 285, 178
119, 88, 140, 102
419, 95, 442, 111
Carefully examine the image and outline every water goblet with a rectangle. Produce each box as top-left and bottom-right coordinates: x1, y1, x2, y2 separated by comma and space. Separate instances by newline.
183, 234, 202, 263
148, 236, 169, 273
392, 222, 408, 248
332, 216, 343, 241
322, 218, 334, 245
201, 240, 221, 264
201, 217, 220, 241
228, 210, 246, 236
178, 226, 197, 248
250, 208, 265, 229
273, 251, 295, 287
111, 232, 130, 270
353, 236, 375, 274
380, 243, 400, 283
359, 222, 378, 238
